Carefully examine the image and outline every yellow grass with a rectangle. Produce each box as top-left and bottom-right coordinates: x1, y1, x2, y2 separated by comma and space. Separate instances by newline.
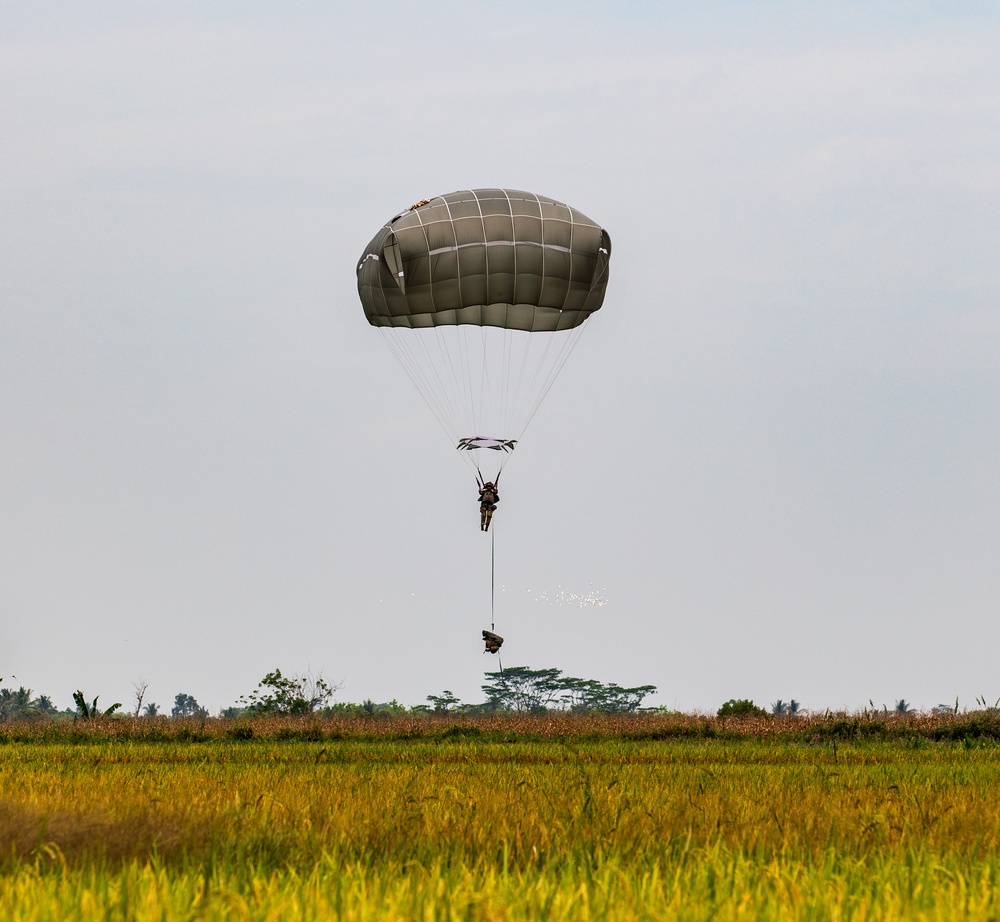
2, 721, 1000, 919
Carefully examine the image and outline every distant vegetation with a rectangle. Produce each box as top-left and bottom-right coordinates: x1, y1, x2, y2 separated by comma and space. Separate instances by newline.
2, 709, 1000, 747
0, 686, 60, 722
0, 666, 658, 723
717, 698, 768, 718
1, 671, 995, 733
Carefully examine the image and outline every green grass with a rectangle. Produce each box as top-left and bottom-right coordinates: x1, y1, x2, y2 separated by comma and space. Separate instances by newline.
2, 723, 1000, 918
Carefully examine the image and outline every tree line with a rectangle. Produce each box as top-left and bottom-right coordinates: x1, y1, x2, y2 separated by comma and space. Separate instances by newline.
0, 667, 659, 722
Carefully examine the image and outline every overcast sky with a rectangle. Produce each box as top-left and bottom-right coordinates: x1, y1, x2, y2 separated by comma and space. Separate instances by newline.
2, 2, 999, 715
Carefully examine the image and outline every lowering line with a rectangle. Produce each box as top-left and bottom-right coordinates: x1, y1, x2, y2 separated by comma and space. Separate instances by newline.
492, 527, 502, 674
479, 468, 503, 672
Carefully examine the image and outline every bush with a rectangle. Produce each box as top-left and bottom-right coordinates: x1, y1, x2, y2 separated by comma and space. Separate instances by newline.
240, 669, 337, 716
226, 725, 254, 741
717, 699, 768, 718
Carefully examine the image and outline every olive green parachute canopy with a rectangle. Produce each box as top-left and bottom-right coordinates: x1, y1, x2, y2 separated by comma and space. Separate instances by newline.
357, 189, 611, 332
358, 189, 611, 481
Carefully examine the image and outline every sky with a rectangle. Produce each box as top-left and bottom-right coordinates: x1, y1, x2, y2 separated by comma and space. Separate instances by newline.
2, 1, 999, 715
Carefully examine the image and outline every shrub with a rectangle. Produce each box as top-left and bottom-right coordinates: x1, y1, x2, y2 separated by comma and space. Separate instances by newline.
717, 699, 768, 718
226, 725, 254, 741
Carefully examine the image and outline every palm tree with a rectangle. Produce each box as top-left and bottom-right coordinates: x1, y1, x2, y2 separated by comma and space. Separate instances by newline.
0, 687, 37, 722
895, 699, 912, 714
771, 700, 787, 715
788, 700, 801, 715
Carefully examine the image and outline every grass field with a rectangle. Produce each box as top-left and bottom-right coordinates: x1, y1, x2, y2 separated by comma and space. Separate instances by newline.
3, 715, 1000, 919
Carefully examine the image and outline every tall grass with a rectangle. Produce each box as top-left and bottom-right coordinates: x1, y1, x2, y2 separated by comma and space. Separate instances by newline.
3, 726, 1000, 918
3, 709, 1000, 744
4, 853, 1000, 921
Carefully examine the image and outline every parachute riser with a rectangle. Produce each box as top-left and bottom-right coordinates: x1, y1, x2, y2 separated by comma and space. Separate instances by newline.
475, 468, 502, 490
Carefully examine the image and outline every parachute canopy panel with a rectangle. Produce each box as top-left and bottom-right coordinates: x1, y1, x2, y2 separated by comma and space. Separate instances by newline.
357, 189, 611, 332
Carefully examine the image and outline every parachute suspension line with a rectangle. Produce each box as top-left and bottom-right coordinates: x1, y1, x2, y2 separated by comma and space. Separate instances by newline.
378, 329, 458, 446
519, 329, 564, 427
478, 325, 488, 437
424, 326, 467, 437
476, 327, 498, 434
466, 328, 500, 477
379, 320, 590, 484
507, 334, 536, 440
506, 327, 519, 438
507, 327, 534, 437
518, 324, 590, 440
429, 328, 465, 437
453, 324, 476, 439
500, 325, 513, 439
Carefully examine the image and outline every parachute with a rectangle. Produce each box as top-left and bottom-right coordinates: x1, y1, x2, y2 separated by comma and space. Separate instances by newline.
357, 188, 611, 482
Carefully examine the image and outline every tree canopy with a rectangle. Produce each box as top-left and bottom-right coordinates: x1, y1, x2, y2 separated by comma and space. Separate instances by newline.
481, 667, 656, 714
239, 670, 337, 716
